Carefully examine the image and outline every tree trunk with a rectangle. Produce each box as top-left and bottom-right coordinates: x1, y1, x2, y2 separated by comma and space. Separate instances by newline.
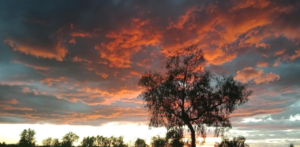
187, 122, 196, 147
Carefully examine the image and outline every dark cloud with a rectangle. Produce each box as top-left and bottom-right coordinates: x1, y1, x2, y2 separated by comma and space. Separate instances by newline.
0, 0, 300, 146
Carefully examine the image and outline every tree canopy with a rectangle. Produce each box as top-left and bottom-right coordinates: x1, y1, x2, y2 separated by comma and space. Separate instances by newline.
51, 138, 61, 147
151, 136, 166, 147
61, 132, 79, 147
19, 128, 36, 147
165, 128, 184, 147
42, 137, 52, 147
134, 138, 147, 147
139, 45, 252, 147
214, 136, 249, 147
81, 136, 96, 147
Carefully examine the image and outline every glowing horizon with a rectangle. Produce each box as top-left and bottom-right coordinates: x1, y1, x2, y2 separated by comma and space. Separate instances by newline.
1, 0, 300, 146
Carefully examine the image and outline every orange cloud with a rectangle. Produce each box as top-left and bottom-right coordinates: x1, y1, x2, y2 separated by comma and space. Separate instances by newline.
254, 72, 280, 84
167, 7, 200, 30
12, 60, 49, 70
2, 99, 19, 105
40, 77, 67, 86
4, 39, 67, 61
232, 0, 270, 10
234, 67, 280, 84
203, 48, 237, 65
161, 2, 279, 65
0, 105, 33, 111
290, 49, 300, 61
55, 85, 142, 105
72, 56, 92, 64
257, 61, 269, 67
95, 72, 109, 79
235, 67, 264, 83
71, 32, 93, 38
0, 99, 33, 111
97, 18, 161, 68
130, 71, 142, 77
232, 107, 284, 117
274, 49, 286, 56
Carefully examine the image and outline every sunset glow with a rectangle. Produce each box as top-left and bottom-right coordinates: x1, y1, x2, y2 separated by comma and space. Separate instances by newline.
0, 0, 300, 147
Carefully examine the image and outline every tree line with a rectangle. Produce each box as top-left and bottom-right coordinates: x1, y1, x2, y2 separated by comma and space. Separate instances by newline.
0, 128, 251, 147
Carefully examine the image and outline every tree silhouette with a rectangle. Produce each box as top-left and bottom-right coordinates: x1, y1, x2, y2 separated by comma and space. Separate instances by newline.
51, 138, 61, 147
81, 136, 96, 147
0, 142, 6, 147
111, 136, 127, 147
96, 135, 109, 147
18, 128, 36, 147
139, 45, 252, 147
42, 137, 52, 147
214, 136, 249, 147
134, 138, 147, 147
166, 128, 184, 147
61, 132, 79, 147
151, 136, 166, 147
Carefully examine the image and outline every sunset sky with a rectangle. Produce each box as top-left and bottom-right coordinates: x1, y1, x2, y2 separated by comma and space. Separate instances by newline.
0, 0, 300, 146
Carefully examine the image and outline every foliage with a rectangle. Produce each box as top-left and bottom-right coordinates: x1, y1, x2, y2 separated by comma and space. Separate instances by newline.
151, 136, 166, 147
81, 136, 96, 147
166, 128, 184, 147
0, 142, 6, 147
96, 135, 110, 147
134, 138, 148, 147
139, 45, 252, 147
42, 137, 52, 147
61, 132, 79, 147
111, 136, 127, 147
214, 136, 249, 147
94, 135, 127, 147
51, 138, 61, 147
18, 128, 36, 147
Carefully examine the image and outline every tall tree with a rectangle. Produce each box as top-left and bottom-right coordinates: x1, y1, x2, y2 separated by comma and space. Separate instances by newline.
139, 45, 252, 147
19, 128, 36, 147
61, 132, 79, 147
42, 137, 52, 147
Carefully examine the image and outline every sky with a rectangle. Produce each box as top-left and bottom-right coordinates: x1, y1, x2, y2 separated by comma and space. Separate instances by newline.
0, 0, 300, 146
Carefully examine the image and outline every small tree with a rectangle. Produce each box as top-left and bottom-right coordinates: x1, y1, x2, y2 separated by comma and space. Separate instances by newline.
112, 136, 127, 147
19, 128, 36, 147
51, 138, 61, 147
139, 45, 252, 147
151, 136, 166, 147
135, 138, 147, 147
96, 135, 110, 147
61, 132, 79, 147
0, 142, 6, 147
81, 136, 96, 147
166, 128, 184, 147
214, 136, 249, 147
42, 137, 52, 147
